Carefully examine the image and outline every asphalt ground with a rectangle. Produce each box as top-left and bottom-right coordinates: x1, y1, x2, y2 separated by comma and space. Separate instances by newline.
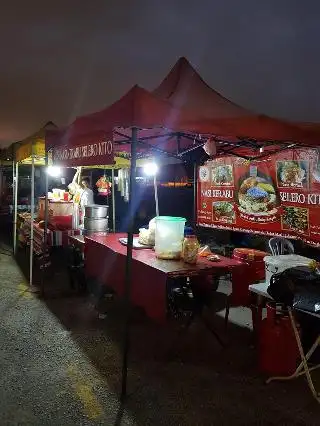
0, 234, 319, 425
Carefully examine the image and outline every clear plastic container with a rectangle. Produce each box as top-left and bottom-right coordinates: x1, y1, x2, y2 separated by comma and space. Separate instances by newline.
52, 188, 61, 199
155, 216, 186, 260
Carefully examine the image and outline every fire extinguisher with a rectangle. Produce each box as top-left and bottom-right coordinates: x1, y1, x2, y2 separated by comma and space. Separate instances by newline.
259, 303, 300, 376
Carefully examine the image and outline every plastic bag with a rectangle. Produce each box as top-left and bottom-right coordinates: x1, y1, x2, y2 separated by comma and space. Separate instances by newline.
198, 245, 212, 257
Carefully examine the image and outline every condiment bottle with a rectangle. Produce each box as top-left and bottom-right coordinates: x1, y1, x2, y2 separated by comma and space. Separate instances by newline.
182, 235, 199, 264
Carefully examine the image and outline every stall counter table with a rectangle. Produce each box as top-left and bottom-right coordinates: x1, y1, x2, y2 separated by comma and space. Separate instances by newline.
84, 233, 243, 322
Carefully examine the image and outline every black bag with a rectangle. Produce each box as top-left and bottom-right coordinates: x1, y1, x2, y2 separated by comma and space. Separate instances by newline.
267, 266, 320, 312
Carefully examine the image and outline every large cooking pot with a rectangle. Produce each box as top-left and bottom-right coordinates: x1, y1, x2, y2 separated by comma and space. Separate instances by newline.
84, 217, 109, 231
83, 229, 108, 236
84, 204, 109, 219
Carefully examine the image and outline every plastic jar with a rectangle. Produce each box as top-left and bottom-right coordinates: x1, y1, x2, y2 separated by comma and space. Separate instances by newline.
182, 235, 199, 264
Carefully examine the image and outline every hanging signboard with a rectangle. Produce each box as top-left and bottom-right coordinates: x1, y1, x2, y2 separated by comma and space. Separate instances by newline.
16, 138, 45, 162
51, 131, 114, 167
197, 148, 320, 246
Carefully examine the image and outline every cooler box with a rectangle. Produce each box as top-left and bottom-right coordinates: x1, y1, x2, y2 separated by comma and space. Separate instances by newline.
50, 215, 73, 230
231, 248, 268, 306
264, 254, 314, 285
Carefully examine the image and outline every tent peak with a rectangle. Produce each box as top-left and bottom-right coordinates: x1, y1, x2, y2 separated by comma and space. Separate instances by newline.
176, 56, 191, 65
44, 121, 57, 129
128, 84, 148, 93
175, 56, 199, 71
153, 57, 251, 119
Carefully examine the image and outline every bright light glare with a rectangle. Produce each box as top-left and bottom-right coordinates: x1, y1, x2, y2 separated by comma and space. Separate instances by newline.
143, 162, 158, 176
47, 166, 61, 177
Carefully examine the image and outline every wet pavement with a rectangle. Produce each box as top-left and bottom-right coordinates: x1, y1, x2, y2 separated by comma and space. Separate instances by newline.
0, 242, 319, 425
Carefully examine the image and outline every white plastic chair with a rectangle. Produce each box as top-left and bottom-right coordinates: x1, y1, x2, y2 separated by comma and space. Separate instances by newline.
269, 237, 294, 256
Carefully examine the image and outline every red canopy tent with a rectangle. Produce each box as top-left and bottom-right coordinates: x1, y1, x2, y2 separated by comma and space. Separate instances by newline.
46, 60, 320, 399
152, 57, 320, 158
153, 56, 250, 119
47, 84, 226, 399
47, 85, 215, 160
46, 58, 320, 163
47, 83, 320, 162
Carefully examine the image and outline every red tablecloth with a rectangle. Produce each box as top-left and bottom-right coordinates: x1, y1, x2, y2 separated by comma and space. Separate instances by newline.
85, 234, 243, 322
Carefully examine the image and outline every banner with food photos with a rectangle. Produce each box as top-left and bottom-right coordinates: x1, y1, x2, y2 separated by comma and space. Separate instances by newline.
197, 148, 320, 246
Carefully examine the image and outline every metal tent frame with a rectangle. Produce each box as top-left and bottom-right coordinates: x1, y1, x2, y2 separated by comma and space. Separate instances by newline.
13, 140, 44, 288
46, 125, 304, 400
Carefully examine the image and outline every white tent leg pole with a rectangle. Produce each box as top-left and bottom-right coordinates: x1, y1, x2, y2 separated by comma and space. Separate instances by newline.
154, 175, 159, 217
29, 155, 35, 287
12, 159, 15, 250
44, 155, 49, 242
112, 169, 116, 233
13, 162, 18, 255
41, 152, 49, 295
0, 166, 3, 206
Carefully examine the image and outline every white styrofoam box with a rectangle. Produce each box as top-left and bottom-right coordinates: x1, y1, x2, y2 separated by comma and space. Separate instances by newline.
264, 254, 314, 285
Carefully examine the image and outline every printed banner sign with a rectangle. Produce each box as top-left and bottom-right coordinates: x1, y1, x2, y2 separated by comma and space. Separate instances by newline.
52, 132, 114, 167
197, 149, 320, 246
16, 138, 45, 162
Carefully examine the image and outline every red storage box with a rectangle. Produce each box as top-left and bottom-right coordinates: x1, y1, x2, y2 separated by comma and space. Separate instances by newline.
231, 248, 267, 306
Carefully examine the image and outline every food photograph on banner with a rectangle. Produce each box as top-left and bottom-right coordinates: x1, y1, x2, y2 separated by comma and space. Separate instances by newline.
197, 148, 320, 246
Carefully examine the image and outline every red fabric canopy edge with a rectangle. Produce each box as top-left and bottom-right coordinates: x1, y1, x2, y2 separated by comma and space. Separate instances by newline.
46, 60, 320, 159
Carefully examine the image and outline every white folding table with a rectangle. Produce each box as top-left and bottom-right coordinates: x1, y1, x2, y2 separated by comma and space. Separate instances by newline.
249, 282, 320, 404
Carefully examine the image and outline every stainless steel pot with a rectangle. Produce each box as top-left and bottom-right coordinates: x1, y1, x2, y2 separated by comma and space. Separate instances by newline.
83, 229, 108, 236
83, 217, 109, 231
84, 204, 109, 219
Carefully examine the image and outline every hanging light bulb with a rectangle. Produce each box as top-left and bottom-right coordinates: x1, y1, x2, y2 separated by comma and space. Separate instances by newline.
143, 162, 158, 176
47, 166, 61, 177
203, 138, 217, 157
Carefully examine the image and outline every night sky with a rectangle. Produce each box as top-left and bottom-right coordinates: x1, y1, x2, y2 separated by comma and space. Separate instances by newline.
0, 0, 319, 146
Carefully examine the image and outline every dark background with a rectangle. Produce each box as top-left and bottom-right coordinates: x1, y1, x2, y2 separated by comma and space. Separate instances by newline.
0, 1, 320, 146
